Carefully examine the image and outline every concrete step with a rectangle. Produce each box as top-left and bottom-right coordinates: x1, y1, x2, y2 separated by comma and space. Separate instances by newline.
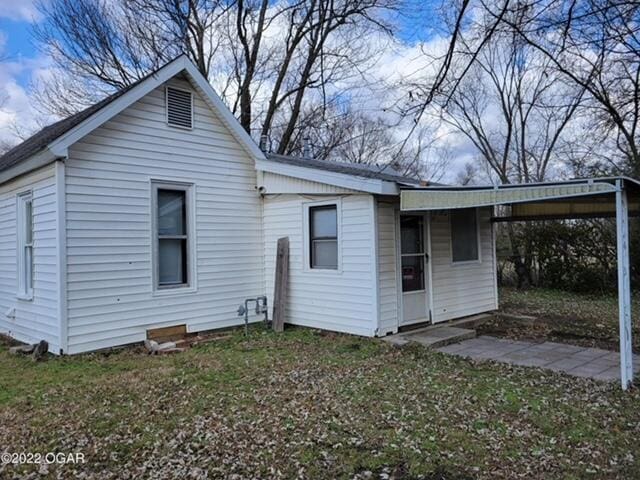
494, 312, 537, 326
446, 313, 493, 330
408, 326, 476, 349
382, 326, 476, 349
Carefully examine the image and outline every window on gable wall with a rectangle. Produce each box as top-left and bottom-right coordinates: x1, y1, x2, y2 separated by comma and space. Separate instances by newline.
17, 192, 34, 299
152, 181, 194, 291
450, 208, 480, 263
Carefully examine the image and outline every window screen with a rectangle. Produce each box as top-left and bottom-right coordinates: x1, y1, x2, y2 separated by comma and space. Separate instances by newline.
309, 205, 338, 269
451, 208, 479, 263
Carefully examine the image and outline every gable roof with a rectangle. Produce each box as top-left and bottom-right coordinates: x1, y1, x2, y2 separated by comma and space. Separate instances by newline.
0, 55, 265, 184
266, 153, 422, 186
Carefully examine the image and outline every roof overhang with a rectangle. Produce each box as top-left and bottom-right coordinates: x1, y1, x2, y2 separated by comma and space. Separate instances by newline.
400, 177, 640, 221
0, 148, 61, 185
256, 158, 400, 195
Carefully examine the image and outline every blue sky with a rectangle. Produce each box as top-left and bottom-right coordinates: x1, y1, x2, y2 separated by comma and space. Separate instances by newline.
1, 16, 38, 79
0, 1, 52, 146
0, 1, 471, 181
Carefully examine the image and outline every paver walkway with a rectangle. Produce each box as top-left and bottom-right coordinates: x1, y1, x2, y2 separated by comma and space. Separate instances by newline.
436, 335, 640, 382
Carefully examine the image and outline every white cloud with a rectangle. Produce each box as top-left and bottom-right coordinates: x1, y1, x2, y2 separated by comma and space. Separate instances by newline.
358, 35, 480, 183
0, 1, 42, 22
0, 46, 56, 147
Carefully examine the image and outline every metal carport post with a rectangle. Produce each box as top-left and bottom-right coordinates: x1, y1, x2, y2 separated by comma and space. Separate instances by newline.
616, 179, 633, 389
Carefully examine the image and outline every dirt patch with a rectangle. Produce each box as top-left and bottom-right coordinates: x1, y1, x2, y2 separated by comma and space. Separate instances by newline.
480, 287, 640, 352
477, 314, 624, 351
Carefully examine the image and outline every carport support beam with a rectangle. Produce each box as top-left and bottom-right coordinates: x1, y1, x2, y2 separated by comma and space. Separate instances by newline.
616, 180, 633, 390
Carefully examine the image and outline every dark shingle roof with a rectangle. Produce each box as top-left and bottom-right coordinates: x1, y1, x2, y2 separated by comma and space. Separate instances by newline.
265, 153, 422, 186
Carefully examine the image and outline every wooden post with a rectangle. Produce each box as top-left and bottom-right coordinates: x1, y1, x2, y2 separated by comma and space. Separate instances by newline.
616, 180, 634, 390
272, 237, 289, 333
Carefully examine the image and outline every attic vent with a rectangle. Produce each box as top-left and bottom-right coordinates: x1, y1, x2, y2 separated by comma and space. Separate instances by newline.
166, 87, 193, 129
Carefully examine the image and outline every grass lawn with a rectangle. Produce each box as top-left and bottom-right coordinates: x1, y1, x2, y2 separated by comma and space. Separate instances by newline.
1, 323, 640, 479
478, 287, 640, 352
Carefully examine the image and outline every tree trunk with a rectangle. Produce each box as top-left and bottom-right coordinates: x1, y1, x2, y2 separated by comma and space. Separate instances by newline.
507, 223, 531, 289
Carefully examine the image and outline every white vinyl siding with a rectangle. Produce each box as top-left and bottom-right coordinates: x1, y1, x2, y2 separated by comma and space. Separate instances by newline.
376, 199, 399, 335
64, 78, 263, 354
0, 165, 60, 352
430, 207, 497, 322
261, 172, 359, 194
264, 194, 378, 336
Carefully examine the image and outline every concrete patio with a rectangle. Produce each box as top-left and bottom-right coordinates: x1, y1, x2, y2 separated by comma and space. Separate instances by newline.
436, 335, 640, 382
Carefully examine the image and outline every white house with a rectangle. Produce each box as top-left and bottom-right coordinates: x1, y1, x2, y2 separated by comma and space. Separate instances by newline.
0, 55, 498, 355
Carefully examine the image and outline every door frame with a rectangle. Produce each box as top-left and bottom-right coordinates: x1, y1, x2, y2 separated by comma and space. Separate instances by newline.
395, 210, 433, 328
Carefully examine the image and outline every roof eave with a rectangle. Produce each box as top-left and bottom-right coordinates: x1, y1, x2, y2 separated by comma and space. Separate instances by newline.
257, 158, 400, 195
0, 147, 62, 185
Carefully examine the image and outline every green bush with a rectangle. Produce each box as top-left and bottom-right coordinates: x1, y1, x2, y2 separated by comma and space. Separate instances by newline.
496, 218, 638, 294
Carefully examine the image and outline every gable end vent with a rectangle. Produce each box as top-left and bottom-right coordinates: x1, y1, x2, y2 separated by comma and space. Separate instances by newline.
166, 87, 193, 129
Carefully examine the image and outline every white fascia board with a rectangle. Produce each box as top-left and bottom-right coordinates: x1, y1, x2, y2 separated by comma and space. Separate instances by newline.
48, 56, 265, 162
256, 159, 399, 195
0, 147, 61, 185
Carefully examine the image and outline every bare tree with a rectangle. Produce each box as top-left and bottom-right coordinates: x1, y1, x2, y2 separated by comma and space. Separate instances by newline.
430, 28, 586, 286
455, 161, 478, 185
438, 32, 585, 184
34, 0, 400, 155
495, 0, 640, 176
35, 0, 226, 83
403, 0, 640, 177
271, 102, 447, 181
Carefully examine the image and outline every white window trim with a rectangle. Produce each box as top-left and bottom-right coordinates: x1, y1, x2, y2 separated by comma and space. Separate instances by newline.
302, 198, 342, 274
16, 191, 34, 301
165, 86, 194, 130
150, 180, 197, 296
449, 207, 482, 266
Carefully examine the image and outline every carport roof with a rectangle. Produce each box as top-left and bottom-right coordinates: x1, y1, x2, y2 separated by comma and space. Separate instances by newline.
400, 176, 640, 221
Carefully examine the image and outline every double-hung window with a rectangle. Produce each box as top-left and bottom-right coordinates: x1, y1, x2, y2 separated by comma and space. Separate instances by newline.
309, 204, 338, 270
152, 182, 194, 291
17, 192, 34, 299
450, 208, 480, 263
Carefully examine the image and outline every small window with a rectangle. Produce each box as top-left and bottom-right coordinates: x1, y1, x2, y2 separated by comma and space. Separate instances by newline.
451, 208, 479, 263
166, 87, 193, 129
17, 192, 34, 299
309, 205, 338, 270
152, 182, 194, 291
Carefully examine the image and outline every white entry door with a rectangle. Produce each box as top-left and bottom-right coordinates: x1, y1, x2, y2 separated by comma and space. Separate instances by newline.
400, 215, 429, 326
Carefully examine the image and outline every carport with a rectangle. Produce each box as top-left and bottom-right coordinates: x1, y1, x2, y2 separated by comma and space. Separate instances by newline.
401, 177, 640, 390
